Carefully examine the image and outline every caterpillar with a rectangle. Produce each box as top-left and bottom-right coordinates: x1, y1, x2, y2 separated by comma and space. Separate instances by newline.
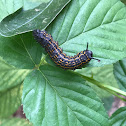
33, 30, 100, 70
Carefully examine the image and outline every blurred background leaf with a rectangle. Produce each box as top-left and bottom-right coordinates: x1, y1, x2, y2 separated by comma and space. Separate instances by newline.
0, 118, 33, 126
121, 0, 126, 5
0, 57, 31, 118
110, 107, 126, 125
113, 58, 126, 92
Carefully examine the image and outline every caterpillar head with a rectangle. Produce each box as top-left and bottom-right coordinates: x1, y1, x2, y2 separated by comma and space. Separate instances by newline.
86, 43, 100, 62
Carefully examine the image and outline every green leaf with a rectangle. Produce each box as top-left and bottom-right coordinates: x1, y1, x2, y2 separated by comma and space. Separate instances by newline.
0, 57, 31, 118
0, 32, 43, 69
0, 0, 71, 37
23, 0, 51, 10
0, 0, 23, 22
22, 65, 109, 126
0, 84, 22, 118
113, 58, 126, 92
121, 0, 126, 5
46, 0, 126, 67
0, 118, 33, 126
0, 57, 31, 90
110, 107, 126, 126
102, 97, 114, 112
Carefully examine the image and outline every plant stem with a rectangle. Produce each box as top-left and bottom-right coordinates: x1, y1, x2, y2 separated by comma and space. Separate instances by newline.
105, 88, 126, 101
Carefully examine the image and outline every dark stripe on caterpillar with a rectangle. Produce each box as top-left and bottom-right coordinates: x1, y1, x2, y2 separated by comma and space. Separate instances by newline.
33, 29, 100, 70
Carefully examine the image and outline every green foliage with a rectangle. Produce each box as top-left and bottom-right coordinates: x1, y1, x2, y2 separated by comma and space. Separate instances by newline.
0, 32, 43, 69
22, 65, 109, 126
0, 57, 31, 118
0, 0, 71, 36
0, 0, 126, 126
121, 0, 126, 5
110, 107, 126, 125
102, 97, 114, 111
0, 0, 23, 22
76, 65, 118, 98
114, 58, 126, 92
46, 0, 126, 67
0, 118, 33, 126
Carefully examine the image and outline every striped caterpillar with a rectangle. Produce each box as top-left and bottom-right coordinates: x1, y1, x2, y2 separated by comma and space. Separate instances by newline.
33, 30, 100, 70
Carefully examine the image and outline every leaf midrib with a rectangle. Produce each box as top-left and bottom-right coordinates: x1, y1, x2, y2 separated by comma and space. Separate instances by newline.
38, 69, 83, 126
